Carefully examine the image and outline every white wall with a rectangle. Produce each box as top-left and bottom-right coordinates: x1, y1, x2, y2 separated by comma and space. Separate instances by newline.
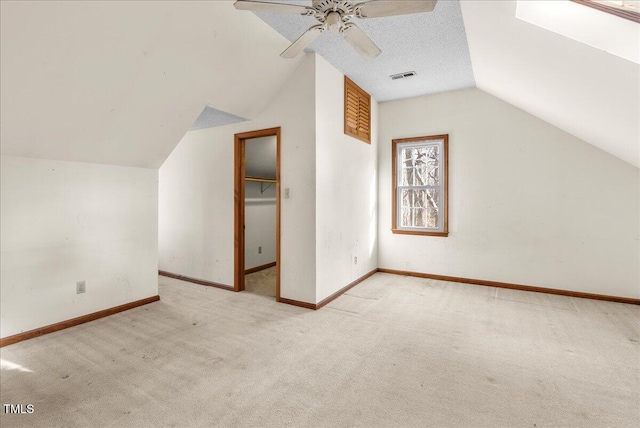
158, 125, 234, 285
0, 156, 158, 338
159, 54, 381, 304
378, 88, 640, 299
315, 55, 378, 302
159, 54, 317, 303
245, 181, 276, 270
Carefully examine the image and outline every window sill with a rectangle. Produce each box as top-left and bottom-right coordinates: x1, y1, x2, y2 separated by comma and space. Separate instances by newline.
391, 229, 449, 237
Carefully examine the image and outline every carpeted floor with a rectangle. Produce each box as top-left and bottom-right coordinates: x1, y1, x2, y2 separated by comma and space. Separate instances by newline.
1, 273, 638, 427
244, 266, 276, 298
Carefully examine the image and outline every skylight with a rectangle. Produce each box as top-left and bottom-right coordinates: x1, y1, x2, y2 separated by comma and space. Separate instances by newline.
516, 0, 639, 64
571, 1, 640, 22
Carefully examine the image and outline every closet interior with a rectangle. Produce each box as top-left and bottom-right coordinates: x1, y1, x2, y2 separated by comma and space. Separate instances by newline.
243, 135, 278, 297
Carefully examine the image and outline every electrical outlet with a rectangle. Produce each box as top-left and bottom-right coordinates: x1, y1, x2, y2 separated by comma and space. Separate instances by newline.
76, 280, 86, 294
258, 246, 262, 254
354, 256, 358, 265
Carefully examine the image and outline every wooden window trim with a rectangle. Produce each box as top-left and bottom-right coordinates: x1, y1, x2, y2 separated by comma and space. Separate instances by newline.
391, 134, 449, 237
344, 76, 371, 144
570, 0, 640, 23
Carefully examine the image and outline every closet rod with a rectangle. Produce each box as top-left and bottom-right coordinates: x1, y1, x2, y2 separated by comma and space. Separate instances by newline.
245, 177, 277, 183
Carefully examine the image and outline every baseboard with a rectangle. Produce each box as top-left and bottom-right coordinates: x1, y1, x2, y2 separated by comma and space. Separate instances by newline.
159, 270, 234, 291
0, 295, 160, 348
9, 268, 627, 348
377, 268, 640, 305
245, 262, 276, 275
316, 269, 378, 309
278, 297, 316, 310
278, 269, 378, 310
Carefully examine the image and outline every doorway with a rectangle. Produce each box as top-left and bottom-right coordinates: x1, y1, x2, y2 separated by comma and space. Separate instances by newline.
234, 127, 281, 301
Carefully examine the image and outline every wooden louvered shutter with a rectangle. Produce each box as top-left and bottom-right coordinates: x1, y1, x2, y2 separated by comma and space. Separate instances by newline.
344, 76, 371, 144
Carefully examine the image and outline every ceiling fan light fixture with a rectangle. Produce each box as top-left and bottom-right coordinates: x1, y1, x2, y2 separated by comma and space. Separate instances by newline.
326, 11, 342, 30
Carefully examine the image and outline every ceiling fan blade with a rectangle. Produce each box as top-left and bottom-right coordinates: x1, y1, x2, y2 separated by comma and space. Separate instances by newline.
355, 0, 437, 18
281, 25, 325, 59
234, 0, 313, 15
342, 23, 381, 59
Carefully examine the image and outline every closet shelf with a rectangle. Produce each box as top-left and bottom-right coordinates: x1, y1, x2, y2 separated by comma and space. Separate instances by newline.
245, 198, 276, 204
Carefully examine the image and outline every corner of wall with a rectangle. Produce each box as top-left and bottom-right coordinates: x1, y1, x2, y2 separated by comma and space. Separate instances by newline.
1, 155, 159, 338
313, 55, 379, 303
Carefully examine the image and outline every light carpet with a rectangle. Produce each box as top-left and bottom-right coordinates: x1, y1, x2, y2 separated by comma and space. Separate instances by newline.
244, 266, 276, 298
1, 273, 638, 427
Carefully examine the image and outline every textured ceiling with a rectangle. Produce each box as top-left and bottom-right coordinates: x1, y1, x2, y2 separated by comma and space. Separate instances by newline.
190, 106, 248, 131
253, 0, 475, 102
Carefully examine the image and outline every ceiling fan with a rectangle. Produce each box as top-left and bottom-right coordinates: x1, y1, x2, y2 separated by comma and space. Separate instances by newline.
234, 0, 437, 59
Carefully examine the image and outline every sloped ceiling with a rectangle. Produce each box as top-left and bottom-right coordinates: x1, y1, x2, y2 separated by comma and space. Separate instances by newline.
0, 1, 303, 168
2, 1, 638, 169
461, 0, 640, 168
249, 0, 638, 167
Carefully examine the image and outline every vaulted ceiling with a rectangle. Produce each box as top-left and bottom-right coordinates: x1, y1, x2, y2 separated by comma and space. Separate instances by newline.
461, 0, 639, 168
1, 1, 638, 168
250, 0, 639, 168
0, 1, 302, 168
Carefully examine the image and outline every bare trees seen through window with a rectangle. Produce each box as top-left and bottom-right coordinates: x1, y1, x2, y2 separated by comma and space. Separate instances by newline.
399, 144, 440, 228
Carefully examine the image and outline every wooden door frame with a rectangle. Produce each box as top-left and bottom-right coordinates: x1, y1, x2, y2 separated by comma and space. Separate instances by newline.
234, 127, 281, 301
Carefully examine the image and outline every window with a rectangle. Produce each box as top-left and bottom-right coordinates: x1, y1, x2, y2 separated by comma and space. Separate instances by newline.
344, 76, 371, 144
392, 135, 448, 237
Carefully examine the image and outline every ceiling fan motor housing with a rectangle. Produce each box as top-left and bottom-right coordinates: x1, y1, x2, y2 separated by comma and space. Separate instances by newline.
312, 0, 355, 26
312, 0, 354, 14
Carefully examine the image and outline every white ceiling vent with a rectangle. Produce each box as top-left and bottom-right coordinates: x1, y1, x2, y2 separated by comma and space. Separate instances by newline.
390, 71, 417, 80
